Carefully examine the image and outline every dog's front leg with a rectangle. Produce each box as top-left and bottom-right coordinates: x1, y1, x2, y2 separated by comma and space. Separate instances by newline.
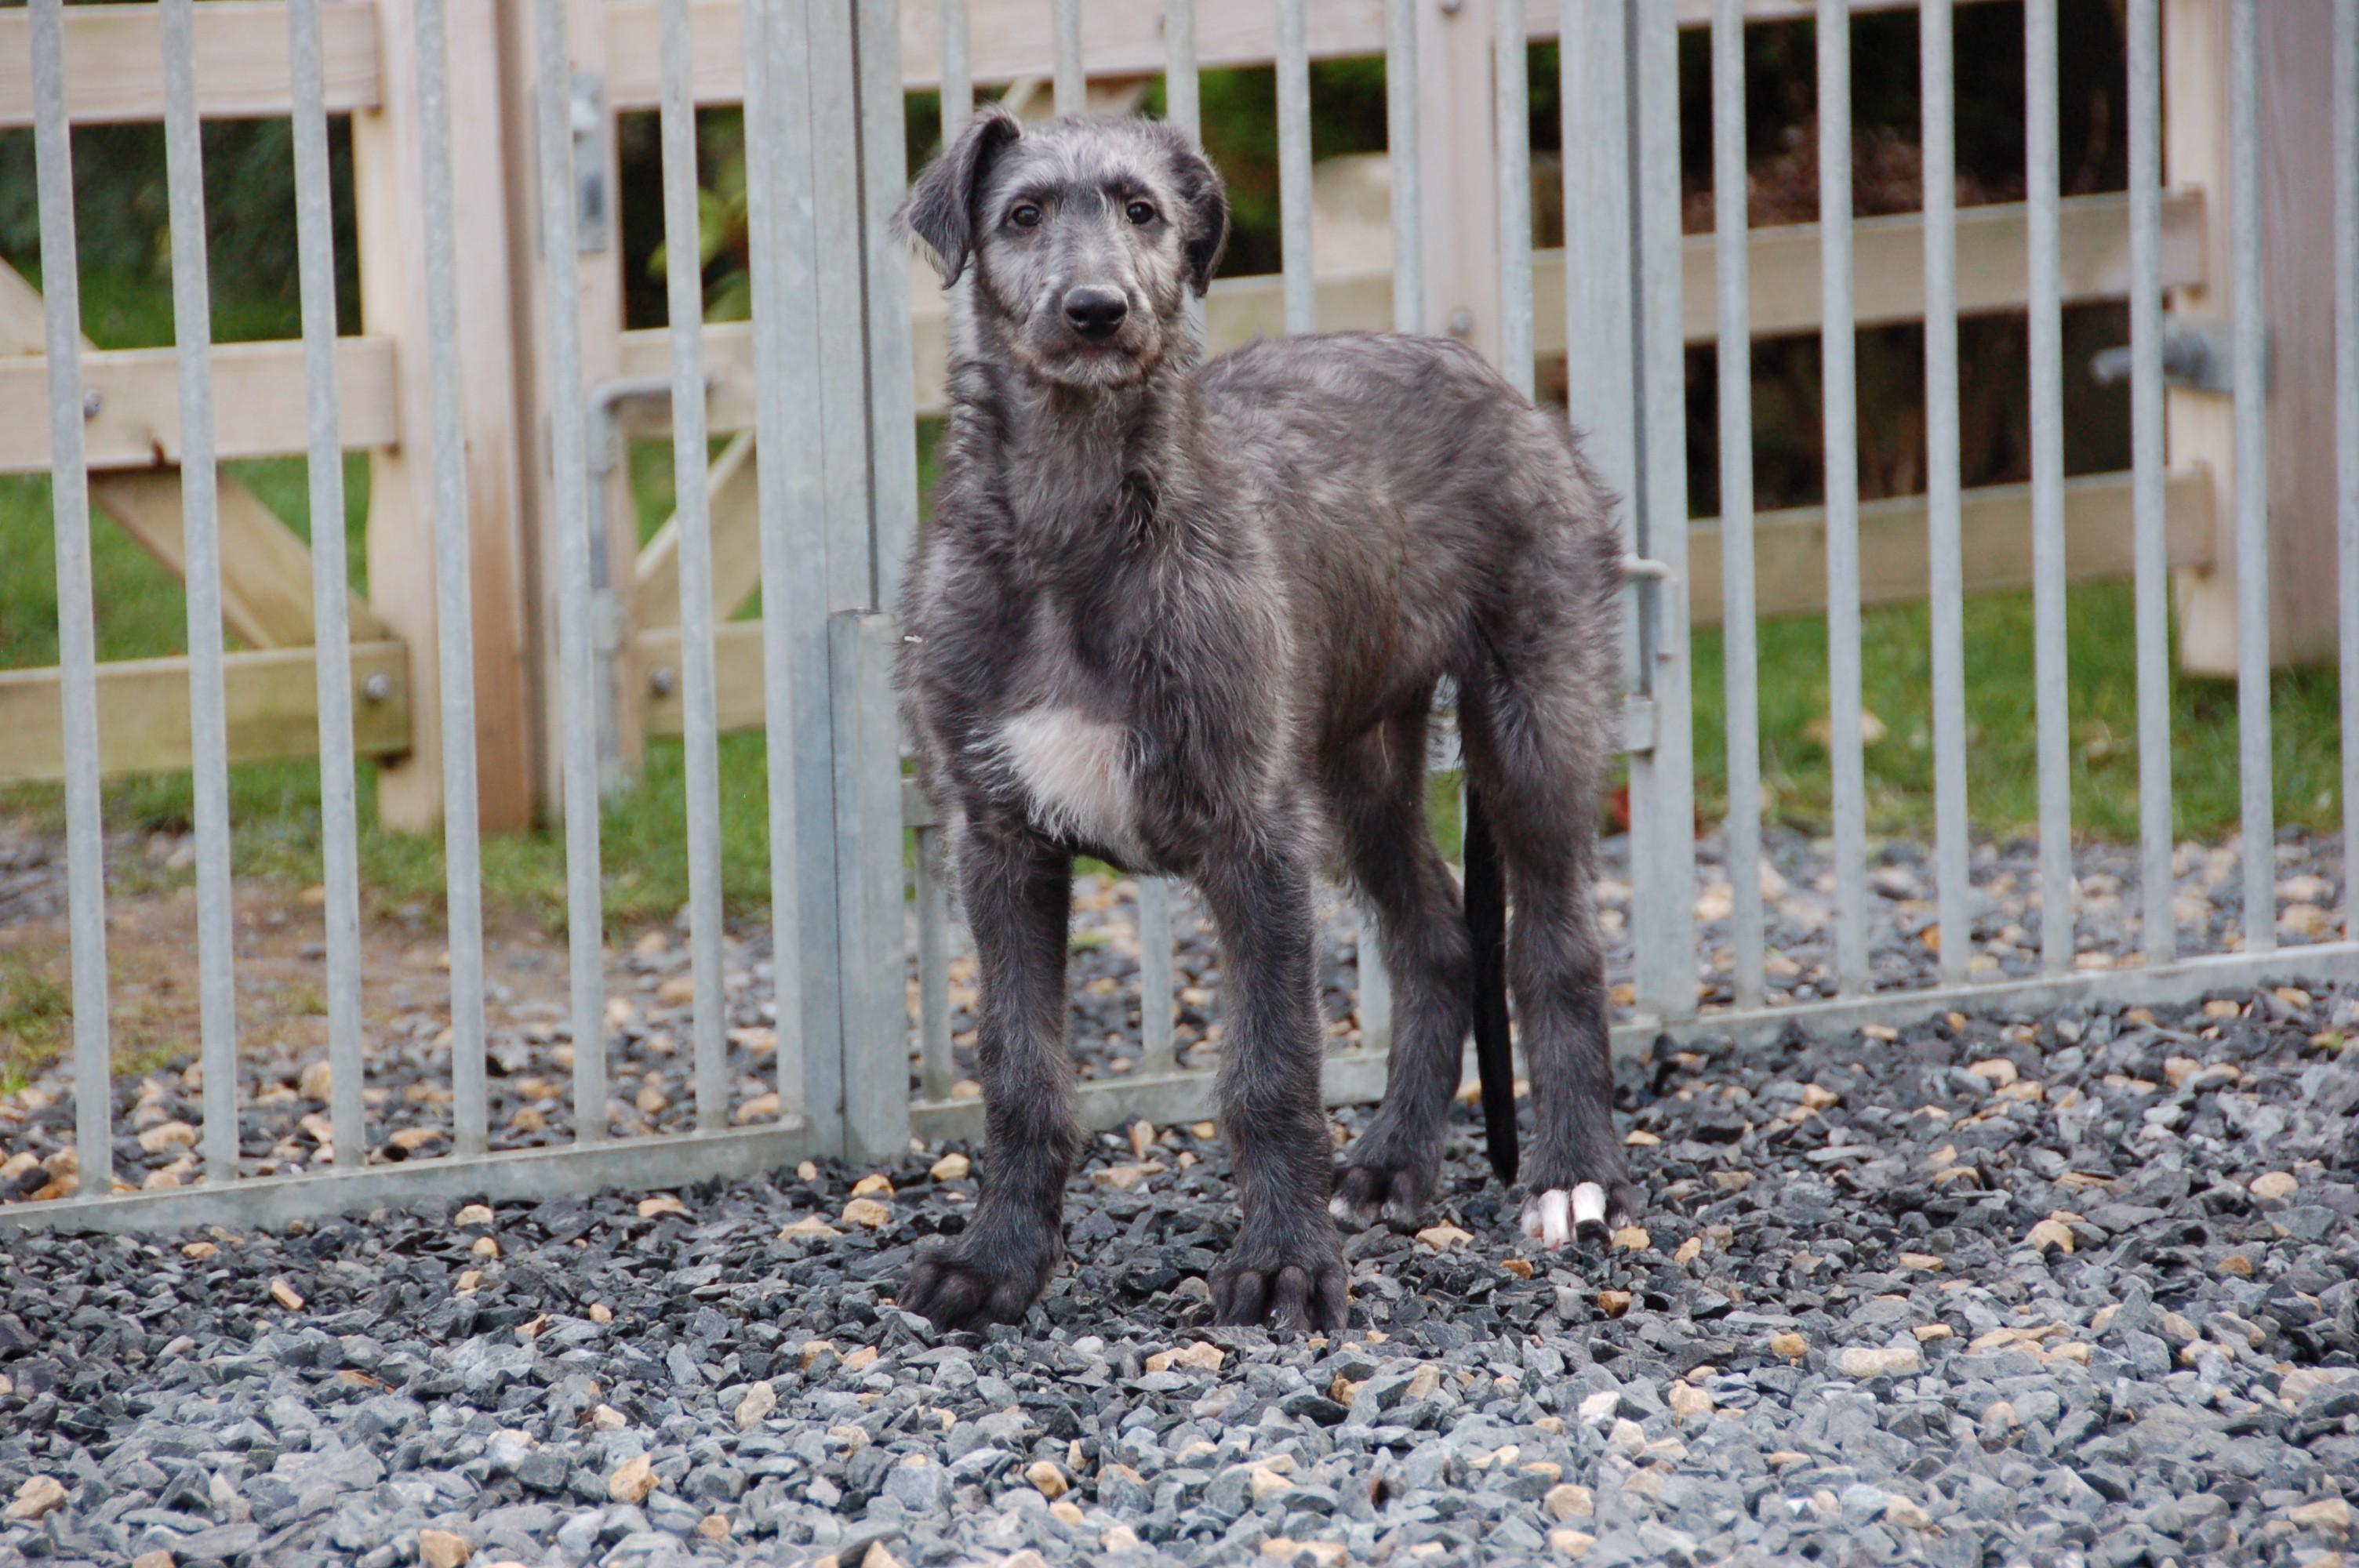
1198, 820, 1349, 1332
900, 819, 1079, 1332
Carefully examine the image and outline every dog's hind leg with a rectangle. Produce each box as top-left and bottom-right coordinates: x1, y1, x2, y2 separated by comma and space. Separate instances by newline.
1198, 797, 1350, 1332
1328, 710, 1476, 1225
1460, 662, 1641, 1248
900, 817, 1081, 1330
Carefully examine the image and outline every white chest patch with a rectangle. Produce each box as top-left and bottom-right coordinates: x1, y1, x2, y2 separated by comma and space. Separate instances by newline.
993, 706, 1142, 858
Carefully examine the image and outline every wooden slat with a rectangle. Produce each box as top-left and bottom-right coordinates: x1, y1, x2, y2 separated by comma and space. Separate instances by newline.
0, 641, 410, 785
0, 2, 381, 128
1687, 466, 2217, 626
639, 470, 2198, 742
631, 430, 761, 630
620, 191, 2206, 426
0, 336, 400, 474
605, 0, 2004, 103
89, 470, 391, 648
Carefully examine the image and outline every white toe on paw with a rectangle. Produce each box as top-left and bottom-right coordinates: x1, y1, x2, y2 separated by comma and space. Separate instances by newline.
1520, 1189, 1572, 1249
1329, 1194, 1352, 1221
1572, 1182, 1608, 1237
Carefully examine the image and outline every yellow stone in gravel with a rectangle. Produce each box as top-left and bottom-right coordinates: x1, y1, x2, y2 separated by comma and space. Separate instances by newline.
851, 1173, 895, 1198
2252, 1171, 2299, 1202
1980, 1399, 2017, 1433
1769, 1332, 1808, 1361
951, 1079, 983, 1099
1048, 1501, 1084, 1526
637, 1196, 687, 1219
733, 1094, 781, 1124
1146, 1342, 1225, 1374
1025, 1461, 1068, 1499
5, 1477, 65, 1523
780, 1216, 841, 1240
589, 1405, 628, 1432
2023, 1218, 2075, 1254
843, 1346, 878, 1371
131, 1551, 175, 1568
1673, 1236, 1703, 1265
456, 1270, 482, 1294
1623, 1130, 1660, 1147
589, 1304, 614, 1323
1611, 1225, 1651, 1252
1103, 1524, 1141, 1551
930, 1152, 971, 1181
417, 1528, 472, 1568
842, 1197, 892, 1229
1898, 1253, 1944, 1271
1597, 1290, 1633, 1317
1543, 1483, 1594, 1521
2160, 1311, 2197, 1344
1834, 1345, 1920, 1378
183, 1241, 217, 1261
608, 1454, 657, 1504
735, 1381, 776, 1432
1913, 1324, 1954, 1343
1667, 1383, 1714, 1421
1966, 1058, 2019, 1087
1249, 1468, 1292, 1501
697, 1515, 730, 1541
1883, 1495, 1936, 1530
2289, 1497, 2354, 1531
270, 1278, 305, 1311
1415, 1225, 1474, 1250
1549, 1530, 1597, 1558
471, 1236, 500, 1259
138, 1120, 198, 1154
454, 1204, 495, 1227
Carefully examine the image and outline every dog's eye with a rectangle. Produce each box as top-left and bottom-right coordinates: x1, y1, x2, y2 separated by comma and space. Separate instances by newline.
1009, 204, 1042, 230
1125, 201, 1158, 226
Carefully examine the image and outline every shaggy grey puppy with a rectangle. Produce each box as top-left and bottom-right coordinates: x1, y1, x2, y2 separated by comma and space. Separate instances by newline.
893, 107, 1632, 1334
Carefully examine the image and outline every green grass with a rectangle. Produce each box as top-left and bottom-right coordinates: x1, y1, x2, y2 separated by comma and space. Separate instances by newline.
0, 950, 70, 1093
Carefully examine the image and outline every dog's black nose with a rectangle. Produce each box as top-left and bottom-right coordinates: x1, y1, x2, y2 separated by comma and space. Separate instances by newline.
1063, 285, 1129, 340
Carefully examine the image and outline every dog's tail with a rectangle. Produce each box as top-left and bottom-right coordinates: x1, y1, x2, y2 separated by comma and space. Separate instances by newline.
1462, 782, 1518, 1185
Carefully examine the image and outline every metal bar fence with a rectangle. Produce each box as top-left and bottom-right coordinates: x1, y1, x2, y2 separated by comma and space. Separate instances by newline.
2341, 0, 2359, 942
16, 0, 2359, 1236
288, 0, 367, 1170
1921, 0, 1971, 989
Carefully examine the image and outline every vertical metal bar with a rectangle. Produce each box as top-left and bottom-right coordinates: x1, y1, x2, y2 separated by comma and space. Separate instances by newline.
1054, 0, 1084, 116
2337, 0, 2359, 941
162, 0, 242, 1182
940, 0, 971, 140
916, 826, 954, 1100
1165, 0, 1198, 138
2026, 0, 2073, 979
1137, 876, 1175, 1075
1561, 2, 1633, 618
1923, 0, 1971, 988
2230, 0, 2274, 953
1356, 907, 1393, 1053
741, 0, 817, 1133
415, 0, 489, 1159
32, 0, 112, 1194
2129, 0, 2172, 965
1278, 0, 1314, 336
1495, 0, 1532, 399
1711, 0, 1763, 1011
858, 0, 920, 622
536, 0, 609, 1140
1386, 0, 1421, 334
1816, 0, 1867, 996
659, 0, 727, 1132
832, 612, 911, 1163
1634, 0, 1697, 1022
290, 0, 365, 1166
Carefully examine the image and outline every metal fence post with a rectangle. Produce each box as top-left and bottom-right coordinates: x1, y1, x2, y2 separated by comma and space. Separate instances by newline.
832, 612, 911, 1164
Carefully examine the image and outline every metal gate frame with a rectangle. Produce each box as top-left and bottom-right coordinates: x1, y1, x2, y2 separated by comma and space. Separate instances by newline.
9, 0, 2359, 1236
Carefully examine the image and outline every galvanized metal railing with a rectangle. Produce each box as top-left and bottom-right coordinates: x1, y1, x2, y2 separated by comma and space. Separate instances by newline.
11, 0, 2359, 1236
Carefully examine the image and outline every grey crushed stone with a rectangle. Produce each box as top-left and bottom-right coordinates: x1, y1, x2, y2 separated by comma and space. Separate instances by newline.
7, 984, 2359, 1566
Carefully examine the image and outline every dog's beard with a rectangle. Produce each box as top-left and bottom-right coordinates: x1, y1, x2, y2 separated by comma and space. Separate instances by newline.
1011, 315, 1165, 389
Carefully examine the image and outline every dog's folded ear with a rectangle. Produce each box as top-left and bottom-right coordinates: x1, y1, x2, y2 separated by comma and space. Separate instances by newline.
1167, 135, 1230, 297
898, 105, 1022, 287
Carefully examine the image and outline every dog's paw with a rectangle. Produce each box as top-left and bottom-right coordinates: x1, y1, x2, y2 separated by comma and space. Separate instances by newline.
1212, 1231, 1349, 1332
1329, 1152, 1437, 1227
1518, 1179, 1642, 1250
899, 1242, 1053, 1333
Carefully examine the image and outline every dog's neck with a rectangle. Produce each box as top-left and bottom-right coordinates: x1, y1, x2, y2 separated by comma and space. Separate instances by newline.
953, 310, 1202, 562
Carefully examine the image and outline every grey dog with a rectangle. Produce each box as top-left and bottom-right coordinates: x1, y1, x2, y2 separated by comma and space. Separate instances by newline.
892, 107, 1634, 1334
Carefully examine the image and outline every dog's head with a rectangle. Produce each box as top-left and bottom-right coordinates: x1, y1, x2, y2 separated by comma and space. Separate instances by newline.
898, 107, 1229, 387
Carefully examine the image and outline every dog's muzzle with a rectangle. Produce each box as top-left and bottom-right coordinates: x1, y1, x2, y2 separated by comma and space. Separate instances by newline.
1062, 285, 1129, 343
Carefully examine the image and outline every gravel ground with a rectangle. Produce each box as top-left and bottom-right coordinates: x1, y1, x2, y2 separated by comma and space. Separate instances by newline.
9, 982, 2359, 1567
0, 824, 2345, 1199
